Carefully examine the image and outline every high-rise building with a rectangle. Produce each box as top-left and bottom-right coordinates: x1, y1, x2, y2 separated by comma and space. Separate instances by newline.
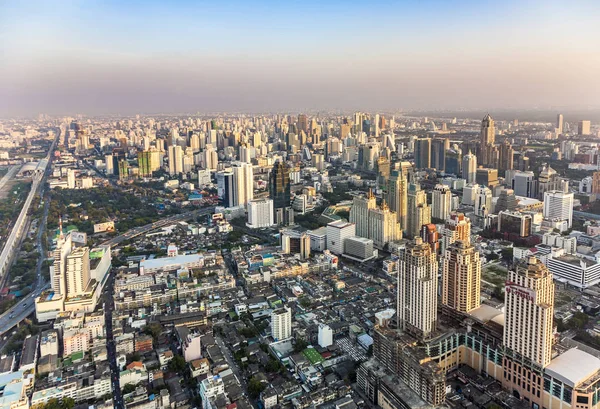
593, 171, 600, 194
431, 138, 449, 171
499, 140, 514, 172
462, 183, 479, 206
297, 114, 308, 134
271, 307, 292, 341
495, 189, 518, 213
397, 237, 438, 339
420, 223, 440, 254
442, 239, 481, 313
386, 170, 408, 230
247, 198, 274, 228
269, 161, 292, 225
543, 191, 574, 228
137, 150, 158, 178
66, 247, 90, 297
232, 162, 254, 207
350, 191, 377, 238
537, 165, 568, 199
406, 183, 431, 238
280, 229, 311, 259
51, 220, 73, 297
367, 201, 401, 249
556, 113, 564, 135
105, 154, 114, 175
511, 171, 537, 198
475, 168, 499, 188
431, 184, 451, 221
462, 150, 477, 184
480, 114, 499, 168
326, 220, 356, 255
503, 257, 554, 404
498, 211, 532, 237
474, 186, 492, 217
441, 212, 471, 252
578, 120, 591, 135
414, 138, 431, 169
168, 145, 184, 175
216, 170, 235, 208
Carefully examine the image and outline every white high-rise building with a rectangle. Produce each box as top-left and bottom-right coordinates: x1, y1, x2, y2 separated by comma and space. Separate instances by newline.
349, 191, 376, 238
247, 199, 274, 228
326, 220, 356, 255
543, 191, 574, 228
271, 307, 292, 341
397, 237, 438, 339
432, 184, 452, 221
51, 222, 73, 296
462, 151, 477, 184
66, 247, 90, 297
504, 257, 554, 368
512, 171, 537, 198
462, 183, 479, 206
67, 169, 76, 189
105, 155, 114, 175
232, 162, 254, 207
168, 145, 184, 175
318, 324, 333, 348
474, 186, 492, 217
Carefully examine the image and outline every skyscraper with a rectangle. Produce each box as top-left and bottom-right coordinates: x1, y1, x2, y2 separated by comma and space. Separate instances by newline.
578, 120, 591, 135
503, 257, 554, 405
232, 162, 254, 207
397, 237, 438, 339
431, 138, 449, 171
431, 184, 451, 221
407, 183, 431, 238
217, 171, 235, 208
386, 170, 408, 230
66, 247, 91, 297
474, 186, 492, 217
543, 191, 574, 228
480, 114, 498, 168
350, 190, 377, 238
495, 189, 518, 213
499, 139, 514, 172
462, 150, 477, 184
414, 138, 431, 169
556, 113, 564, 135
367, 201, 401, 249
442, 239, 481, 313
269, 161, 292, 224
168, 145, 184, 175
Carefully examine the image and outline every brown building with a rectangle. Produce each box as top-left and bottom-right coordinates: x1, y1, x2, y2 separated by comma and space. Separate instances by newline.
441, 240, 481, 313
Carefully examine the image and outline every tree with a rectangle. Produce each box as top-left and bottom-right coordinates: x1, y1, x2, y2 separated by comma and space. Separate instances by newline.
293, 338, 308, 353
247, 377, 266, 399
143, 323, 162, 340
299, 297, 312, 309
122, 384, 138, 394
168, 354, 187, 373
501, 248, 514, 263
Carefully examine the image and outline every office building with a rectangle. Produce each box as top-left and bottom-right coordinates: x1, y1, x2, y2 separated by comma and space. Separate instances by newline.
397, 237, 438, 339
420, 223, 440, 254
499, 139, 514, 172
247, 199, 274, 228
498, 211, 532, 237
137, 150, 158, 178
431, 138, 449, 171
431, 184, 451, 221
543, 191, 574, 228
271, 307, 292, 341
326, 220, 356, 255
318, 324, 333, 348
462, 150, 477, 184
503, 257, 554, 404
462, 183, 479, 206
538, 165, 568, 199
495, 189, 518, 213
556, 113, 564, 135
445, 149, 462, 176
578, 120, 591, 135
475, 168, 498, 188
216, 171, 235, 208
344, 236, 375, 261
442, 240, 481, 313
269, 161, 292, 225
350, 191, 376, 238
511, 171, 537, 198
406, 183, 431, 238
480, 114, 498, 168
51, 222, 73, 297
386, 170, 408, 230
280, 229, 311, 260
414, 138, 431, 169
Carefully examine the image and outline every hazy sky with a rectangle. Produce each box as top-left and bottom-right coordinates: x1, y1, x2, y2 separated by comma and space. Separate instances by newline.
1, 0, 600, 116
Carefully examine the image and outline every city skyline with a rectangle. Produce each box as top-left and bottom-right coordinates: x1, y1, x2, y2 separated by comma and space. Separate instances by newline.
2, 0, 600, 116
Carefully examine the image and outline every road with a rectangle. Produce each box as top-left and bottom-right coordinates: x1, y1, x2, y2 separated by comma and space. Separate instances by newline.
100, 206, 216, 247
103, 270, 123, 409
0, 165, 21, 193
0, 129, 59, 336
215, 335, 247, 388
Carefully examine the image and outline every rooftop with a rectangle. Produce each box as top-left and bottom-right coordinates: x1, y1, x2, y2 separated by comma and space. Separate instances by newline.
545, 348, 600, 388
